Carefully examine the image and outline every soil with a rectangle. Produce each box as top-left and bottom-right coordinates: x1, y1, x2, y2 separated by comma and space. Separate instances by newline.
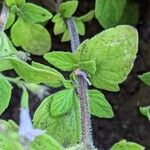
1, 0, 150, 150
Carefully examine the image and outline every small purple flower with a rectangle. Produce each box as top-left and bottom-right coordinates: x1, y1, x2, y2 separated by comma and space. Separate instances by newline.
19, 108, 45, 142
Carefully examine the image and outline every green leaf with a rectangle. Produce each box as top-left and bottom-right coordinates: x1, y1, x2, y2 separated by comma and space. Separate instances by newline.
21, 3, 52, 23
75, 25, 138, 91
11, 18, 51, 55
44, 51, 77, 71
139, 72, 150, 86
10, 59, 64, 87
78, 60, 96, 75
77, 10, 95, 22
33, 93, 81, 146
75, 20, 85, 36
111, 140, 145, 150
31, 61, 63, 77
0, 32, 16, 72
88, 90, 114, 118
5, 12, 15, 30
51, 89, 74, 117
95, 0, 126, 28
0, 133, 24, 150
54, 20, 67, 35
61, 29, 70, 42
119, 0, 139, 25
31, 134, 63, 150
6, 0, 25, 7
139, 106, 150, 121
58, 1, 78, 18
0, 75, 12, 115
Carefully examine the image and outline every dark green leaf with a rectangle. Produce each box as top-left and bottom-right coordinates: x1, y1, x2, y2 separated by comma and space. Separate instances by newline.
119, 0, 139, 25
139, 106, 150, 121
95, 0, 126, 28
139, 72, 150, 86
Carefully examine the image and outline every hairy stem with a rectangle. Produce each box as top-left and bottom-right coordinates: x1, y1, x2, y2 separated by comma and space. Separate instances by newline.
66, 18, 94, 149
0, 2, 9, 32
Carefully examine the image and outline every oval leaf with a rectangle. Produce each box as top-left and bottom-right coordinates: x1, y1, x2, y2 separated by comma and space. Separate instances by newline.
0, 75, 12, 115
58, 1, 78, 18
31, 134, 63, 150
51, 89, 74, 117
111, 140, 145, 150
10, 59, 64, 87
11, 18, 51, 55
44, 51, 77, 71
88, 90, 114, 118
95, 0, 126, 28
21, 3, 52, 23
33, 93, 81, 146
75, 25, 138, 92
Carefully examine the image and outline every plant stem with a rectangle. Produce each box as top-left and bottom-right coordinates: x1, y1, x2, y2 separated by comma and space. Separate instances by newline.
0, 2, 9, 32
66, 18, 94, 149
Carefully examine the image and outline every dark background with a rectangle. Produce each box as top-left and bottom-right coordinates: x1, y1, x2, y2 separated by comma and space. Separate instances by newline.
1, 0, 150, 149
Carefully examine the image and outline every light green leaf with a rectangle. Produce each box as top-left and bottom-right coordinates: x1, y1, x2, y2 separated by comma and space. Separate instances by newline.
139, 72, 150, 86
52, 13, 62, 23
139, 106, 150, 121
61, 29, 70, 42
51, 89, 74, 117
44, 51, 77, 71
6, 0, 25, 7
54, 20, 67, 35
5, 12, 15, 30
78, 60, 96, 75
95, 0, 126, 28
21, 3, 52, 23
111, 140, 145, 150
10, 58, 64, 87
0, 75, 12, 115
77, 10, 95, 22
58, 1, 78, 18
75, 25, 138, 91
33, 93, 81, 146
11, 18, 51, 55
31, 61, 63, 77
0, 32, 16, 72
0, 133, 24, 150
75, 20, 85, 36
31, 134, 63, 150
21, 87, 29, 108
88, 90, 114, 118
0, 32, 16, 58
119, 0, 139, 25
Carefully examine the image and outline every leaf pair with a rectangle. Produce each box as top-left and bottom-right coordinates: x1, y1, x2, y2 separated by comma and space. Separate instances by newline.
5, 0, 52, 55
95, 0, 139, 29
52, 1, 94, 42
44, 25, 138, 92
